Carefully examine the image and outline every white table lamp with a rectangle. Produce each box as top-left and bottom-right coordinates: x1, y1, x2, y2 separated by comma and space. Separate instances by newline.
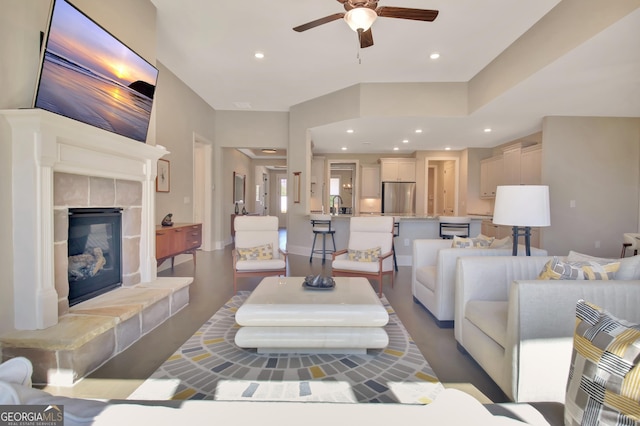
492, 185, 550, 255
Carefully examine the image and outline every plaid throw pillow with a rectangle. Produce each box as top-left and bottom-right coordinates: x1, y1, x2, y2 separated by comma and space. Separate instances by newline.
348, 247, 381, 262
237, 243, 273, 261
565, 300, 640, 425
538, 257, 620, 280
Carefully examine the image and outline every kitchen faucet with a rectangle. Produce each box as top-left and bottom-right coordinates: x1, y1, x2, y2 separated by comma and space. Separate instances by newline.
333, 195, 343, 215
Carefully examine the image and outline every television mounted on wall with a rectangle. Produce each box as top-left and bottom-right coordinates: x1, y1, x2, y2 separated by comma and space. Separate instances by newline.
33, 0, 159, 143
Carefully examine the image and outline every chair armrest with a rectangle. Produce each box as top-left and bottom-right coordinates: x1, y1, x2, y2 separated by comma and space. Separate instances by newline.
505, 279, 640, 402
378, 250, 394, 260
278, 248, 288, 261
454, 256, 552, 344
332, 249, 348, 260
412, 239, 452, 269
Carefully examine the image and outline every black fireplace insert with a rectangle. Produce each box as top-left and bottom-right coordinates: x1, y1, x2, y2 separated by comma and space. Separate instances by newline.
68, 208, 122, 306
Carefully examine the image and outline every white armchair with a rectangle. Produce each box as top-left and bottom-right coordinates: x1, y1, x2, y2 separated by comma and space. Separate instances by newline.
232, 216, 287, 293
331, 216, 395, 297
454, 255, 640, 403
411, 239, 547, 327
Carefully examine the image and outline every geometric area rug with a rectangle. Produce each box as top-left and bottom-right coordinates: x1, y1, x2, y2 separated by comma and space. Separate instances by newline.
128, 291, 443, 404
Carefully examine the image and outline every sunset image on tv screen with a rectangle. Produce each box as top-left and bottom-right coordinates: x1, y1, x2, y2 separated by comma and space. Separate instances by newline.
34, 0, 159, 142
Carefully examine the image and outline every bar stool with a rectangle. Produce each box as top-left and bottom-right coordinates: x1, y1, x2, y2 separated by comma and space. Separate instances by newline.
310, 214, 336, 264
621, 233, 640, 257
438, 216, 471, 239
392, 218, 399, 271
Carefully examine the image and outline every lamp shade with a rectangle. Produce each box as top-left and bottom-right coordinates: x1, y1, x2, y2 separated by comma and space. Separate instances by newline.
492, 185, 550, 227
343, 8, 377, 32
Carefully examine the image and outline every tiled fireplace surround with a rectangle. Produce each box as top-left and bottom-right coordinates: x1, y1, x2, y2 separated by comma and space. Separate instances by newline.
0, 110, 193, 385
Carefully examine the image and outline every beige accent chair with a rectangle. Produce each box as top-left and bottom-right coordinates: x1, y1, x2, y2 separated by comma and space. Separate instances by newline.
412, 239, 547, 327
331, 216, 395, 297
232, 216, 287, 293
454, 255, 640, 403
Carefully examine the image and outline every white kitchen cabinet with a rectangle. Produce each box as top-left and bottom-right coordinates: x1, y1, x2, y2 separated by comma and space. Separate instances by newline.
360, 165, 381, 198
380, 158, 416, 182
502, 147, 521, 185
480, 156, 503, 198
520, 145, 542, 185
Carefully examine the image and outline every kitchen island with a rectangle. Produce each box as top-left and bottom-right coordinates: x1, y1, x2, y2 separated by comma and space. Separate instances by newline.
309, 214, 484, 266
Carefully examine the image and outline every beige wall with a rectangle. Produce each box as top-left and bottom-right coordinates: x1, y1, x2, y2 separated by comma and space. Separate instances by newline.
153, 62, 216, 227
541, 116, 640, 256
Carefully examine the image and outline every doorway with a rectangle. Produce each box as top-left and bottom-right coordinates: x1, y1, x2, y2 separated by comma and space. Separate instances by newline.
276, 173, 287, 226
193, 137, 212, 251
425, 157, 459, 216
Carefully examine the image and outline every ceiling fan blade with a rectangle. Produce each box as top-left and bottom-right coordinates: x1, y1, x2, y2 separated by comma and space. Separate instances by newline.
376, 6, 439, 22
359, 28, 374, 48
293, 13, 345, 32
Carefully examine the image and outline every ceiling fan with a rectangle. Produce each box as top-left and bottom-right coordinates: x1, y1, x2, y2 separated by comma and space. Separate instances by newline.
293, 0, 439, 48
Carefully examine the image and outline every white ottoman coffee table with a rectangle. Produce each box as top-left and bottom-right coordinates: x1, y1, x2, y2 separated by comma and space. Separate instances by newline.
234, 276, 389, 354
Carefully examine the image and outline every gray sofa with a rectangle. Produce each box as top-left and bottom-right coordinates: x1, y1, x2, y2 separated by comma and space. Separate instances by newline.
454, 255, 640, 403
411, 239, 546, 327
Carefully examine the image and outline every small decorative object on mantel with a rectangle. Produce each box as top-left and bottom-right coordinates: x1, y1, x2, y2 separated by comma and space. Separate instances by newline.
235, 202, 239, 214
161, 213, 174, 227
242, 206, 247, 215
303, 274, 335, 290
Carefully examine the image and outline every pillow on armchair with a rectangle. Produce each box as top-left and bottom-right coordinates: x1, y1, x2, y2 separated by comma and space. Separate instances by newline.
537, 257, 620, 280
568, 250, 640, 280
451, 235, 493, 248
565, 300, 640, 425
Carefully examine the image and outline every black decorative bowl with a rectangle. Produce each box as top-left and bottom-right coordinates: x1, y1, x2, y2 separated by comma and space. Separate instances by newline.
302, 274, 335, 290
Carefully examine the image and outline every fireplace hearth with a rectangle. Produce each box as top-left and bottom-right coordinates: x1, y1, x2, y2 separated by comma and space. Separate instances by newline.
68, 208, 123, 306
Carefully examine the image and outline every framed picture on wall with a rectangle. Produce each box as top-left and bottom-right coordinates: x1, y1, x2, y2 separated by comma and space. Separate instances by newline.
156, 159, 170, 192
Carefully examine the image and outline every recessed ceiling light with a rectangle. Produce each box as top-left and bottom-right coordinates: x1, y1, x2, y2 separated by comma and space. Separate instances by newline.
341, 147, 347, 151
254, 52, 265, 59
402, 139, 409, 144
261, 148, 277, 154
393, 147, 399, 151
430, 52, 440, 60
346, 129, 354, 133
415, 129, 423, 134
484, 128, 492, 133
445, 147, 451, 151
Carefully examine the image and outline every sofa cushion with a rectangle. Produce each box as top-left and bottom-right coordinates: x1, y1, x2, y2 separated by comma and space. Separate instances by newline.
237, 243, 273, 261
452, 235, 493, 248
537, 257, 620, 280
416, 266, 436, 292
348, 246, 381, 262
565, 300, 640, 425
568, 250, 640, 280
465, 301, 508, 348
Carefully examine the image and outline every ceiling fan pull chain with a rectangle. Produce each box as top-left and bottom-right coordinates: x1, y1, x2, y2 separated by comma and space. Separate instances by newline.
357, 30, 362, 64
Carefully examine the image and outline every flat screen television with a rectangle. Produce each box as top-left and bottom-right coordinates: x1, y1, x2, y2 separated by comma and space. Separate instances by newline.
33, 0, 159, 143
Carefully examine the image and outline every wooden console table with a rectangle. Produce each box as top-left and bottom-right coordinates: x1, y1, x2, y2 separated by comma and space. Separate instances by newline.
156, 223, 202, 268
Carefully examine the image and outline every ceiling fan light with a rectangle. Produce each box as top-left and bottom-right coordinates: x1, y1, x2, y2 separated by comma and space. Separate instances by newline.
344, 8, 377, 32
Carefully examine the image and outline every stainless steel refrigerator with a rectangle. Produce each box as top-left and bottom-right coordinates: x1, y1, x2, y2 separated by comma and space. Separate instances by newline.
382, 182, 416, 215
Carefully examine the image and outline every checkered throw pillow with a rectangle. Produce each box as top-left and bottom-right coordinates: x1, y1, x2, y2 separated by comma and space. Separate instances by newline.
348, 247, 381, 262
565, 300, 640, 425
237, 243, 273, 261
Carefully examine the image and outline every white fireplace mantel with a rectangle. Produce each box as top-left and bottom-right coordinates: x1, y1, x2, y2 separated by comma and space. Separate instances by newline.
1, 109, 168, 330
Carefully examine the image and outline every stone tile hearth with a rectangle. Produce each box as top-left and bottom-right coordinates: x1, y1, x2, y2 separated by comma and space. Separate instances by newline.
0, 277, 192, 386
